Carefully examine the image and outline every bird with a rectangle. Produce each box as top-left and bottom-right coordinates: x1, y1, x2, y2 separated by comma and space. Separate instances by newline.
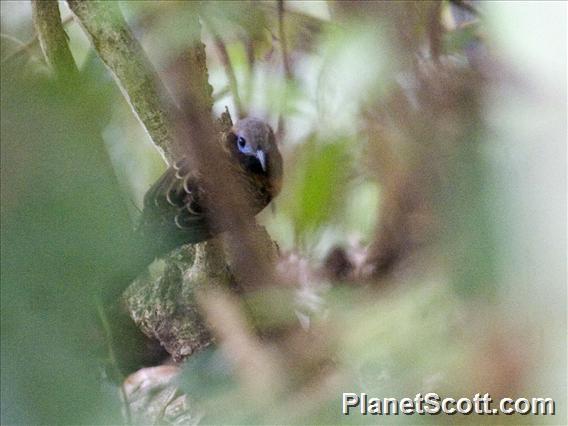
135, 117, 283, 261
101, 118, 282, 380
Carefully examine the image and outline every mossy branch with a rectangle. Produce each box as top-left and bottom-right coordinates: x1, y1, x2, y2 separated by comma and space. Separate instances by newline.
67, 0, 178, 163
32, 0, 78, 78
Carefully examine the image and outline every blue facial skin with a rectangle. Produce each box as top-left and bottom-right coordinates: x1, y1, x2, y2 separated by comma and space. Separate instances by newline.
237, 136, 252, 153
236, 135, 268, 175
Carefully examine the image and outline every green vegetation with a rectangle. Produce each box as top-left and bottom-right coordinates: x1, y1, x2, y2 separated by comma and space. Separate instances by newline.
1, 1, 565, 424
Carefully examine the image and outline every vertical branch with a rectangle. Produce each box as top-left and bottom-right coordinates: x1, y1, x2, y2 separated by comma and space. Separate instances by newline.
277, 0, 292, 80
202, 16, 244, 118
428, 1, 443, 62
276, 0, 292, 141
67, 0, 178, 163
31, 0, 78, 78
178, 21, 214, 118
244, 37, 256, 109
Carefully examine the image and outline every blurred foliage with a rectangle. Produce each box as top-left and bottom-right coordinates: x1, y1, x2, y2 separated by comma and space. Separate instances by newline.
1, 1, 566, 425
1, 55, 128, 423
285, 135, 352, 242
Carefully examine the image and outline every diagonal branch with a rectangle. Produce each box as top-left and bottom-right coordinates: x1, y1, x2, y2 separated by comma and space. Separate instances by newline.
31, 0, 78, 78
67, 0, 178, 163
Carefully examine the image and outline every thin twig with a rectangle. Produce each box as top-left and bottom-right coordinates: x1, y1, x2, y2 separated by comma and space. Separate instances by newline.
278, 0, 292, 80
244, 36, 256, 108
265, 1, 328, 29
1, 15, 74, 65
0, 33, 27, 48
212, 85, 231, 102
201, 15, 244, 119
428, 1, 443, 62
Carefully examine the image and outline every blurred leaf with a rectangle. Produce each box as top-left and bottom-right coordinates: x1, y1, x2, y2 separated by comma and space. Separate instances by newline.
443, 22, 479, 54
180, 347, 237, 401
286, 136, 352, 241
1, 63, 136, 424
343, 181, 380, 240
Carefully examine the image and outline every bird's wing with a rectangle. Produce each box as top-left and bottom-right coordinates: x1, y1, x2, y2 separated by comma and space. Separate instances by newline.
137, 158, 211, 253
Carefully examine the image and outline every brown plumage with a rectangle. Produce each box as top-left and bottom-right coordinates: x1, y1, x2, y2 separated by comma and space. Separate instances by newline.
136, 117, 283, 259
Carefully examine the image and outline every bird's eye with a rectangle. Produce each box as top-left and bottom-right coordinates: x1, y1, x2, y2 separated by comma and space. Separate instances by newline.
237, 136, 246, 149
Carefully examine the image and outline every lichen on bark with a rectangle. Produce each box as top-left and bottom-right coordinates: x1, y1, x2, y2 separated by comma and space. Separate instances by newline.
32, 0, 78, 78
123, 244, 215, 362
67, 0, 178, 162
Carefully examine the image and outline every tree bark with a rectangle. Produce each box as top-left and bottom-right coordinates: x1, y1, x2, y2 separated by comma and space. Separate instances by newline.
67, 0, 177, 163
32, 0, 78, 78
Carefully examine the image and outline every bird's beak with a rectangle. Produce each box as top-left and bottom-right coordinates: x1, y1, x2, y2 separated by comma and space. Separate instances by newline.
256, 149, 267, 172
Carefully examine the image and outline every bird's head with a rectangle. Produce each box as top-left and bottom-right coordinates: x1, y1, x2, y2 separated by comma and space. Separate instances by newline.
228, 117, 283, 184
